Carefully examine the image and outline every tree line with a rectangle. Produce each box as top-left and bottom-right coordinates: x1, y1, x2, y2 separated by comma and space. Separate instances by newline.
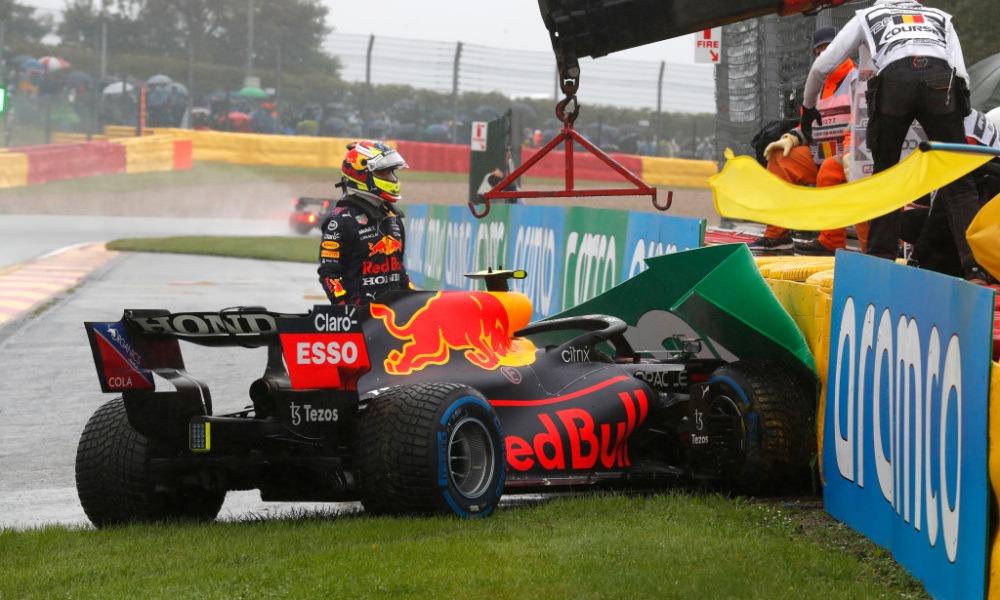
2, 0, 339, 75
1, 0, 989, 152
3, 0, 995, 76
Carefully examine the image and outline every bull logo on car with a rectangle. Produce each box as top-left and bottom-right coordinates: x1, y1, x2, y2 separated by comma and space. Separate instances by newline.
370, 291, 535, 375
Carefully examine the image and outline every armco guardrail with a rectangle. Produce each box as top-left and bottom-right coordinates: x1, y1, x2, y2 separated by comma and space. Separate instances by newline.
4, 126, 717, 190
0, 151, 29, 189
17, 141, 126, 185
102, 126, 717, 187
1, 135, 192, 188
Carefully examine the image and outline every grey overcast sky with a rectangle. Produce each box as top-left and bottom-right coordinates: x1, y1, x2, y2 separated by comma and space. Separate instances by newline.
19, 0, 697, 64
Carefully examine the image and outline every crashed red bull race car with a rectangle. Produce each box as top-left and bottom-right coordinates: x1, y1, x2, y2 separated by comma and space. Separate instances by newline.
77, 245, 818, 526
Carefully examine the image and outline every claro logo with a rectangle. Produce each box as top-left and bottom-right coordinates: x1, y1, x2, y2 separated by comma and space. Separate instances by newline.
831, 297, 964, 562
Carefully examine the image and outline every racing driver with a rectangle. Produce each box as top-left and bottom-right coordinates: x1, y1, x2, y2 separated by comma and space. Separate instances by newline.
317, 140, 412, 305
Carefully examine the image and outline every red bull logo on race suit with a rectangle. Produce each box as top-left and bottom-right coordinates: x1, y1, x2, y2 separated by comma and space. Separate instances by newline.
368, 235, 402, 257
370, 291, 535, 375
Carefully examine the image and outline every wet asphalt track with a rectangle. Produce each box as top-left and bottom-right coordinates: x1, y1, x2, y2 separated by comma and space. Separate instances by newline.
0, 212, 568, 529
0, 238, 364, 529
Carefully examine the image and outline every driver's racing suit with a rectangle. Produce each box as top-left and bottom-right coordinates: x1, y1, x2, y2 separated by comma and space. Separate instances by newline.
317, 193, 410, 305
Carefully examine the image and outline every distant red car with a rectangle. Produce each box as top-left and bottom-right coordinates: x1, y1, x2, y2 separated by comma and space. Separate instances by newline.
288, 197, 332, 234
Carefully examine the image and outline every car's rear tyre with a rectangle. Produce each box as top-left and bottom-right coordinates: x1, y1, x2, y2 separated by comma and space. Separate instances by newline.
356, 382, 505, 517
706, 360, 816, 494
75, 398, 226, 528
291, 221, 313, 235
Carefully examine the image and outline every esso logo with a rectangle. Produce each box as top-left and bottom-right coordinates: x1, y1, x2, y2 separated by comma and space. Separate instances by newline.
296, 341, 358, 365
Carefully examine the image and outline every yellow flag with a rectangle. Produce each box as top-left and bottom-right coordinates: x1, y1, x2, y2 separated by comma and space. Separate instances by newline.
710, 148, 991, 230
967, 193, 1000, 280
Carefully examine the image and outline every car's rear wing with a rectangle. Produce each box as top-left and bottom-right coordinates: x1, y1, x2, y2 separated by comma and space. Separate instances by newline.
85, 305, 371, 394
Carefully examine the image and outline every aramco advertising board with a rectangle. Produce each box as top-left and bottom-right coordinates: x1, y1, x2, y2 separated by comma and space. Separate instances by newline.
823, 251, 994, 599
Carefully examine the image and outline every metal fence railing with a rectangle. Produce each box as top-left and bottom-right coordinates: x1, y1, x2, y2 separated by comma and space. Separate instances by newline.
323, 32, 716, 115
1, 28, 716, 153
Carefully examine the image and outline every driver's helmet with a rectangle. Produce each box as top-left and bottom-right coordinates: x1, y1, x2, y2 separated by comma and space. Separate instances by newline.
341, 140, 408, 202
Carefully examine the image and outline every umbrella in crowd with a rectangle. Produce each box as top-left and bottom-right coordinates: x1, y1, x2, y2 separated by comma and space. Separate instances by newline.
147, 88, 171, 105
511, 103, 539, 128
219, 111, 253, 133
18, 58, 45, 72
473, 105, 501, 121
11, 54, 36, 67
65, 71, 94, 87
147, 74, 173, 87
425, 123, 450, 136
236, 86, 268, 99
39, 56, 71, 71
225, 111, 251, 124
102, 82, 135, 95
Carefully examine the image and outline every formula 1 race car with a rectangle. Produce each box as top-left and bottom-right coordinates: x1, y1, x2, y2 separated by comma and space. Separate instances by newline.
78, 246, 818, 527
288, 197, 332, 235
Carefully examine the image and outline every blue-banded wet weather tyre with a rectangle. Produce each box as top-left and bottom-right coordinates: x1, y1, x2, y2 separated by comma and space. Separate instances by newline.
706, 360, 816, 494
75, 397, 226, 528
356, 382, 505, 517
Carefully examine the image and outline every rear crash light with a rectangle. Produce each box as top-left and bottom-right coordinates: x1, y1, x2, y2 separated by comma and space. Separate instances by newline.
190, 422, 211, 453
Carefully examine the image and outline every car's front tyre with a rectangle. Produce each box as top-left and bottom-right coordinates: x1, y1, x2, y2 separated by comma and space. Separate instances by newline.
705, 360, 816, 494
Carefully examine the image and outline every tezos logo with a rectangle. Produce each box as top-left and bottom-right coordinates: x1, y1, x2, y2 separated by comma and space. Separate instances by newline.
290, 402, 339, 426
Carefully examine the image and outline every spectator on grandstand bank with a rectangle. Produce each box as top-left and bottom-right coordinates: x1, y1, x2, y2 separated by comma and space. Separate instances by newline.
696, 136, 715, 160
250, 103, 278, 134
749, 26, 868, 257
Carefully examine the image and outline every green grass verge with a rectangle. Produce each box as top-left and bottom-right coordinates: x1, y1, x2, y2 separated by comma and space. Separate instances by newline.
0, 158, 650, 199
106, 236, 318, 263
0, 493, 926, 599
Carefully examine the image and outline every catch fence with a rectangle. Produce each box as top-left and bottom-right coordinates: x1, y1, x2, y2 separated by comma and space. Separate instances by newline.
323, 32, 716, 115
716, 1, 877, 163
